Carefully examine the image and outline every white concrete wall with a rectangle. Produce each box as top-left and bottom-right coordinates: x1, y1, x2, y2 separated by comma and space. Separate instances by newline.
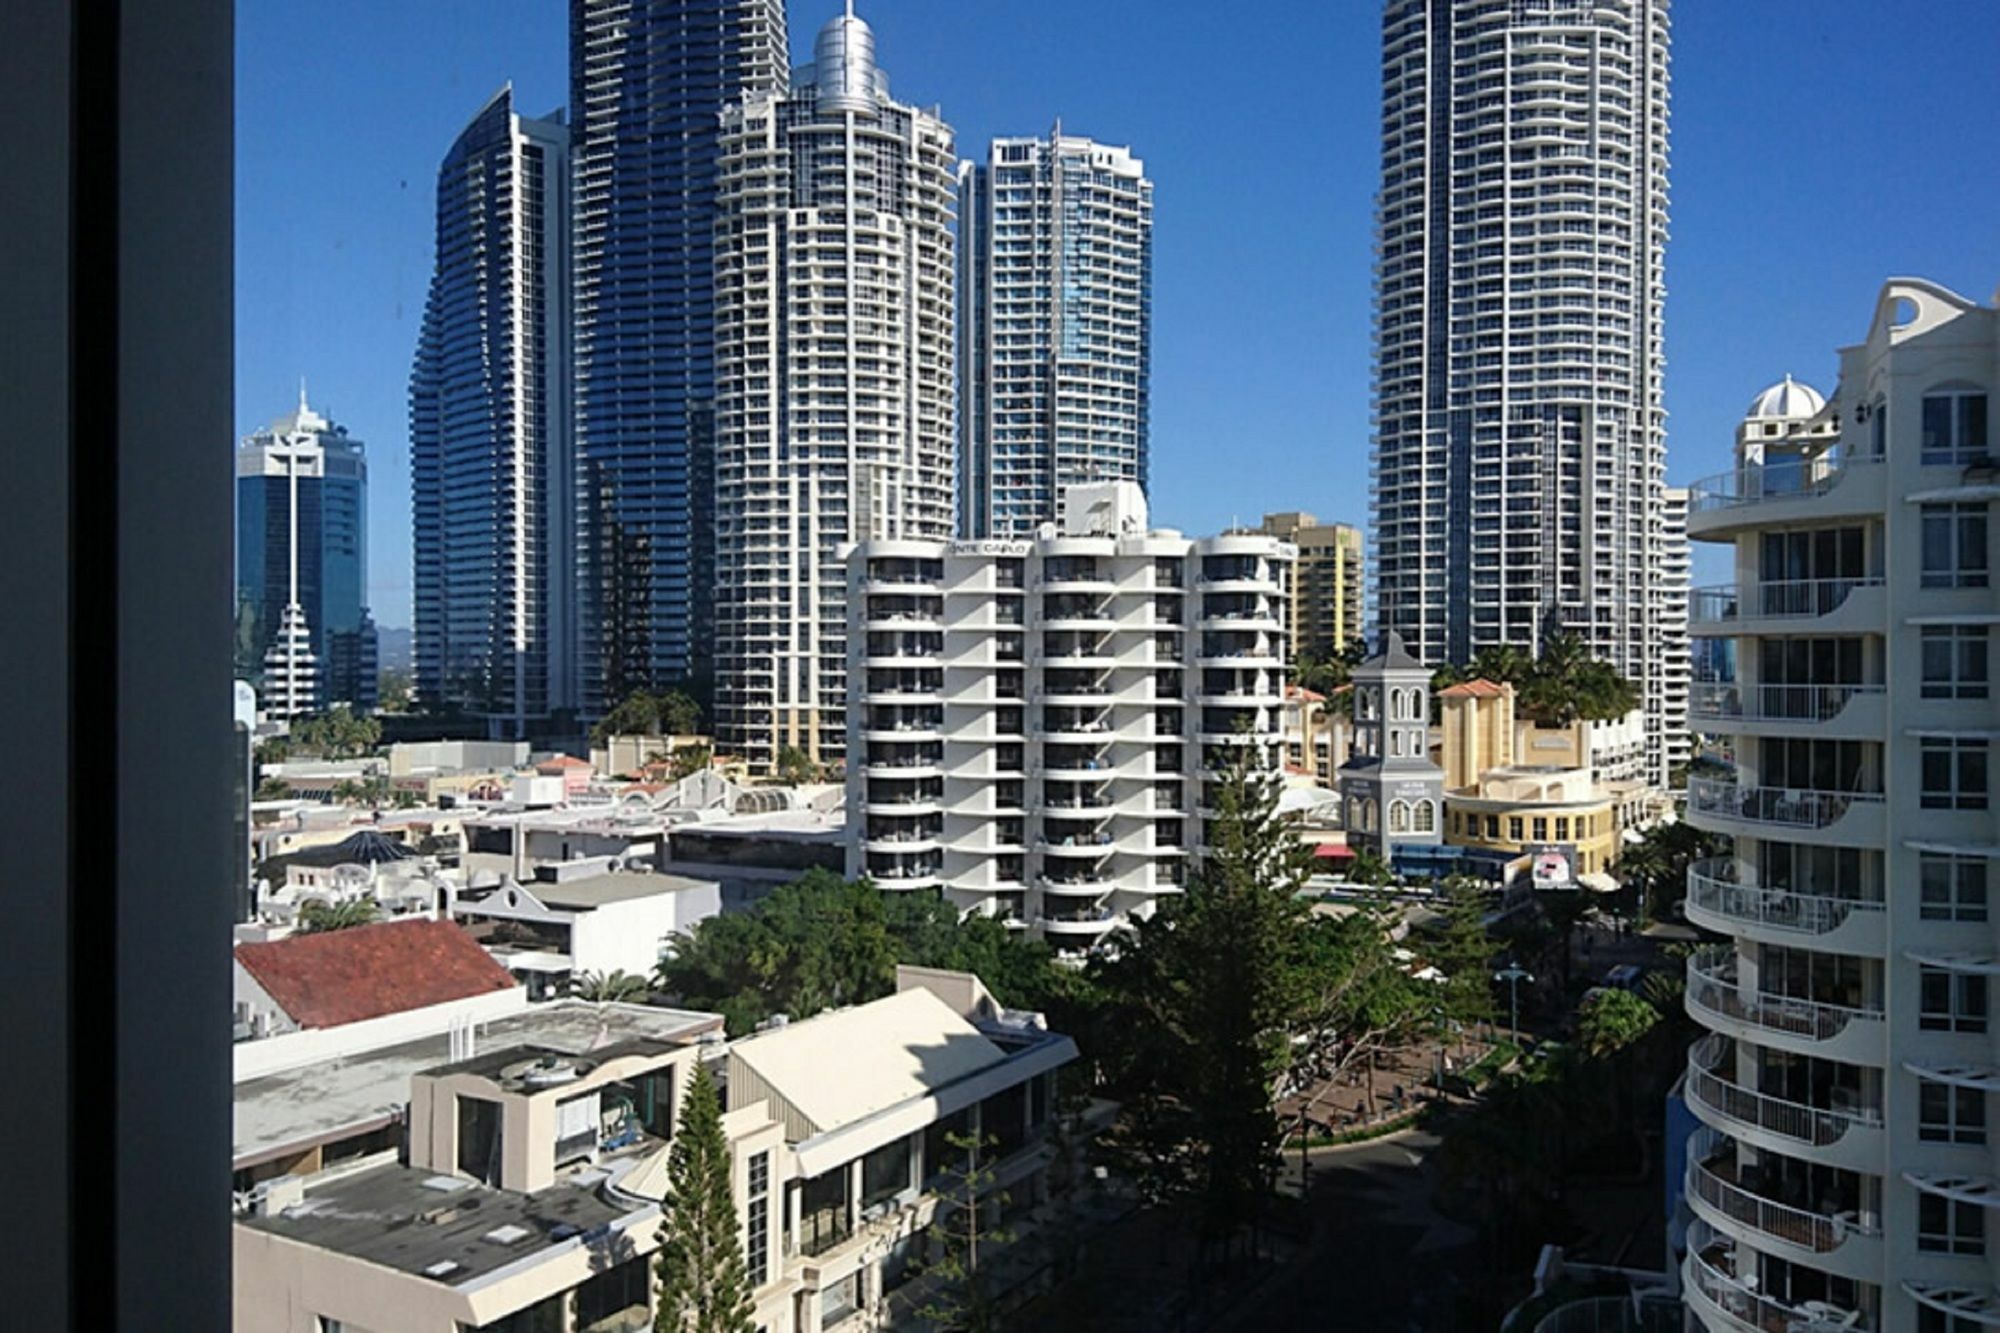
568, 888, 718, 979
233, 985, 527, 1082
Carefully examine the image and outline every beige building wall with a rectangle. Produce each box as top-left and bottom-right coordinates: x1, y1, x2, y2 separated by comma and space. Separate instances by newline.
1259, 512, 1363, 661
1439, 684, 1516, 789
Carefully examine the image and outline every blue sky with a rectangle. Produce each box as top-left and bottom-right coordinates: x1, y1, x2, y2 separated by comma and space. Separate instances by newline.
237, 0, 2000, 629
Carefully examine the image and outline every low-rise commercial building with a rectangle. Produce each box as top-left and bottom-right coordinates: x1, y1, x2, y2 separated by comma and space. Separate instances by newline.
234, 967, 1087, 1332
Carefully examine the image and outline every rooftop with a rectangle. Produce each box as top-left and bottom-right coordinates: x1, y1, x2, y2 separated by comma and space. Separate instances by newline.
728, 988, 1005, 1136
234, 1000, 721, 1168
239, 1162, 647, 1287
235, 918, 516, 1030
459, 868, 717, 912
1440, 678, 1510, 700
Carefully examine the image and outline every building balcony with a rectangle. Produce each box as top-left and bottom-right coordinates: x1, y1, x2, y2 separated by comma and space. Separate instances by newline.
1683, 859, 1886, 956
1683, 1221, 1876, 1333
1686, 777, 1884, 848
1685, 454, 1886, 541
1688, 578, 1885, 638
1685, 947, 1885, 1066
1684, 1129, 1881, 1282
1686, 683, 1886, 740
1038, 835, 1114, 857
1039, 871, 1116, 896
1685, 1034, 1883, 1174
1036, 910, 1119, 934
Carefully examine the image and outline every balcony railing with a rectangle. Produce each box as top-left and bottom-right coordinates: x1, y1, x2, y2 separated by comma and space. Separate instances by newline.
1686, 1128, 1876, 1254
1689, 577, 1882, 624
1686, 947, 1883, 1046
1686, 1034, 1882, 1149
1684, 1223, 1873, 1332
1686, 682, 1884, 724
1687, 777, 1882, 831
1686, 454, 1882, 514
1685, 859, 1885, 937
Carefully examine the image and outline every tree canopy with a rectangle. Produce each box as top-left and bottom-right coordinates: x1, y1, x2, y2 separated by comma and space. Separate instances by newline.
288, 706, 382, 759
654, 869, 1082, 1037
593, 688, 703, 746
1431, 631, 1639, 726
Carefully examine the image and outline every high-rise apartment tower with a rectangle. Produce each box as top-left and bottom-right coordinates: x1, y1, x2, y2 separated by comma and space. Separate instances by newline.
235, 390, 376, 717
569, 0, 791, 716
1258, 512, 1365, 662
711, 8, 956, 767
410, 87, 572, 737
844, 483, 1293, 955
1372, 0, 1673, 781
1679, 278, 1999, 1332
959, 129, 1153, 537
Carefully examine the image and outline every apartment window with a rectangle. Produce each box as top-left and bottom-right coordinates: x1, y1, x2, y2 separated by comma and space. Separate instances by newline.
741, 1150, 771, 1288
862, 1135, 913, 1211
1921, 503, 1989, 588
1921, 854, 1989, 922
1923, 626, 1990, 698
1531, 818, 1547, 841
1554, 817, 1569, 841
1919, 1191, 1987, 1255
1508, 817, 1523, 842
1921, 968, 1989, 1033
1485, 815, 1500, 838
1920, 1082, 1988, 1145
1922, 738, 1989, 809
1921, 388, 1991, 464
574, 1256, 649, 1332
1413, 800, 1436, 834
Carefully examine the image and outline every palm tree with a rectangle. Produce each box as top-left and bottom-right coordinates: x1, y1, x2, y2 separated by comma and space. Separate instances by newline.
296, 897, 380, 933
573, 969, 651, 1004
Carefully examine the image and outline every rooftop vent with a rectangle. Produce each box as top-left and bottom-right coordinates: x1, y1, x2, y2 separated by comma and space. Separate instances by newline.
483, 1224, 531, 1245
516, 1055, 581, 1087
423, 1260, 462, 1279
420, 1175, 471, 1193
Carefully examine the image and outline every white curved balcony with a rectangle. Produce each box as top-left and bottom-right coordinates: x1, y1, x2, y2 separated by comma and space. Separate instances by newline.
1686, 777, 1884, 848
1683, 1221, 1875, 1333
1684, 859, 1886, 955
1684, 1129, 1882, 1281
1904, 1281, 2000, 1329
1685, 1034, 1883, 1173
1036, 911, 1119, 935
1686, 682, 1886, 739
1685, 947, 1886, 1065
1685, 453, 1886, 540
1688, 578, 1885, 638
862, 831, 940, 855
1038, 836, 1114, 859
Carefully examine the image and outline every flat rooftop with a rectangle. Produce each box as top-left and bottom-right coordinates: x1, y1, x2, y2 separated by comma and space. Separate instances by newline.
234, 1000, 720, 1169
240, 1162, 647, 1286
458, 868, 715, 910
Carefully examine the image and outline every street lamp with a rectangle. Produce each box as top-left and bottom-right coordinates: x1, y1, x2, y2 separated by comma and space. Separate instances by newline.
1494, 963, 1534, 1047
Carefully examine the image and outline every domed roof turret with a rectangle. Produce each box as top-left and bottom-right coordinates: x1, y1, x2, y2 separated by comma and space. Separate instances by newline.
814, 6, 882, 114
1744, 374, 1826, 422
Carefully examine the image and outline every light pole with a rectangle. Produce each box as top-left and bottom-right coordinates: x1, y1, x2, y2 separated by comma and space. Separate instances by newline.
1494, 963, 1534, 1047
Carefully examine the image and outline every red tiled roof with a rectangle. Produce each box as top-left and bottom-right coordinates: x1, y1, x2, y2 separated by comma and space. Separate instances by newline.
235, 918, 516, 1029
537, 756, 593, 770
1312, 843, 1355, 859
1439, 678, 1509, 699
1286, 684, 1327, 703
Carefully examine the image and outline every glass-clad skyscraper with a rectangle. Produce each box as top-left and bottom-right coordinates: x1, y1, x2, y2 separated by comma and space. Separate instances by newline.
1372, 0, 1675, 781
410, 87, 572, 736
569, 0, 790, 715
959, 129, 1152, 538
710, 8, 956, 767
235, 390, 376, 715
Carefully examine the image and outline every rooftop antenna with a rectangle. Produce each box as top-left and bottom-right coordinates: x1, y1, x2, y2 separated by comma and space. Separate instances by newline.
298, 376, 308, 414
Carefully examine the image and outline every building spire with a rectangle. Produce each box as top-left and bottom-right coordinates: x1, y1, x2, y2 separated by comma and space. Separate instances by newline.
298, 376, 308, 415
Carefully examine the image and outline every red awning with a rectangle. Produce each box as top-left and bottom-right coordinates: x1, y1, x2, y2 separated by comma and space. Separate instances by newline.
1312, 843, 1355, 860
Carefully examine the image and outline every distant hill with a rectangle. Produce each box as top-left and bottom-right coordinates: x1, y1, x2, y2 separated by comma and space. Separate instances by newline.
375, 625, 413, 672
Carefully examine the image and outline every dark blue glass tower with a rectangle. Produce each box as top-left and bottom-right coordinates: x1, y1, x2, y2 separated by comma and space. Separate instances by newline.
569, 0, 790, 717
234, 395, 377, 712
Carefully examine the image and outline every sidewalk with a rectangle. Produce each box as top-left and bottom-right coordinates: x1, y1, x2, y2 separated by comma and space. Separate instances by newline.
1276, 1037, 1498, 1138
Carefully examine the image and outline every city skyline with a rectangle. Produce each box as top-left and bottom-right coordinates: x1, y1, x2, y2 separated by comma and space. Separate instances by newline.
236, 0, 2000, 629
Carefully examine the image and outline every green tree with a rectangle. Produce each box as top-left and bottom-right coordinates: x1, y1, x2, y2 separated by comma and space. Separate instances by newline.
1093, 747, 1316, 1261
655, 870, 898, 1034
377, 668, 413, 713
654, 1062, 754, 1333
574, 969, 651, 1003
1576, 987, 1659, 1058
1293, 903, 1431, 1119
658, 689, 702, 736
593, 690, 662, 747
911, 1131, 1011, 1333
1420, 876, 1500, 1030
1345, 847, 1394, 887
772, 745, 817, 785
255, 777, 292, 802
667, 745, 713, 781
296, 898, 380, 933
292, 705, 381, 759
